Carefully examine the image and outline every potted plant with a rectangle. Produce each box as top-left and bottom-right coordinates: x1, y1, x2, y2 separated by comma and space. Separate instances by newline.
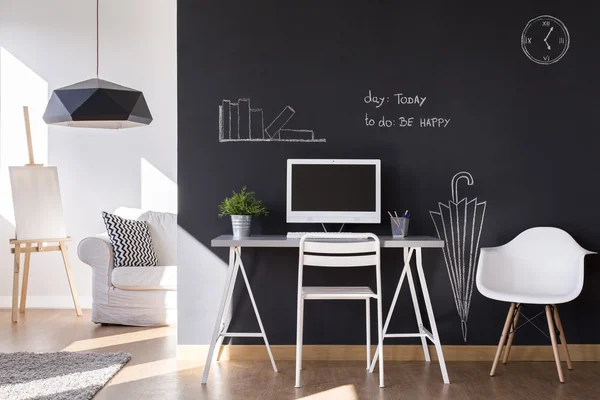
218, 186, 268, 238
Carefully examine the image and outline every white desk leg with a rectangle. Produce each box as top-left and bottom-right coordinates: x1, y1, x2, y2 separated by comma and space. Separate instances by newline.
202, 247, 239, 384
295, 296, 304, 387
415, 248, 450, 384
375, 255, 385, 388
215, 248, 239, 362
369, 247, 414, 373
405, 248, 431, 362
237, 248, 278, 373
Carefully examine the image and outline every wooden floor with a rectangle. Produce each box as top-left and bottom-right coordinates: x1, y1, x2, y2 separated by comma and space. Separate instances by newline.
2, 310, 600, 399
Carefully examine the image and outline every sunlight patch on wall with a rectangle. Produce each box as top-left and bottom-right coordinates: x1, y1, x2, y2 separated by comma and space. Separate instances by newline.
0, 47, 48, 225
141, 157, 177, 213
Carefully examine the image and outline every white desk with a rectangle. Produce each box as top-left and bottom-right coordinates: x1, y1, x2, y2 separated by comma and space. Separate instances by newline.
202, 234, 450, 384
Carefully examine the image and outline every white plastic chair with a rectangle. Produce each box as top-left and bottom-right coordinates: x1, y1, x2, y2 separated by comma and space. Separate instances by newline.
295, 233, 384, 388
476, 227, 595, 382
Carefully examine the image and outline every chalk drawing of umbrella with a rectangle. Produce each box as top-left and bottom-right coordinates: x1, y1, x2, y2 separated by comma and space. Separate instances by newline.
430, 172, 486, 342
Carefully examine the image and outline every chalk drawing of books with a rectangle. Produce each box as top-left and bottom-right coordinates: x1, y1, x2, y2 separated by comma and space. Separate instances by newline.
218, 98, 326, 143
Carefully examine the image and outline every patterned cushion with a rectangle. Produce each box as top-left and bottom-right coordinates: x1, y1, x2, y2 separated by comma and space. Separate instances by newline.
102, 211, 159, 267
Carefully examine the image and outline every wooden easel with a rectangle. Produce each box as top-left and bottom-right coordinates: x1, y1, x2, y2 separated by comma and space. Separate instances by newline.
8, 106, 82, 323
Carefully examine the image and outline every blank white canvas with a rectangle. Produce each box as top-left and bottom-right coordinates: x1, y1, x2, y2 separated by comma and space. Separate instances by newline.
9, 166, 67, 240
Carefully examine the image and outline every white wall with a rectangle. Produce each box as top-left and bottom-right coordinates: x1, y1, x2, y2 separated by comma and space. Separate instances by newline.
0, 0, 177, 307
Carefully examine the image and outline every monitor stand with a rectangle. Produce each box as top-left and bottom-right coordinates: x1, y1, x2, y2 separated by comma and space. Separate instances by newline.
321, 223, 345, 233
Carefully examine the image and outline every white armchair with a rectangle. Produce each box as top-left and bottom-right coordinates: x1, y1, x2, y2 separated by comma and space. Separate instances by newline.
78, 207, 177, 326
476, 227, 595, 382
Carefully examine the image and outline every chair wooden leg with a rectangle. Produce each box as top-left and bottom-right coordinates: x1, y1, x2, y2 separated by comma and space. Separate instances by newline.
546, 305, 565, 383
19, 244, 32, 313
491, 303, 516, 376
12, 246, 21, 323
553, 305, 573, 370
502, 303, 520, 364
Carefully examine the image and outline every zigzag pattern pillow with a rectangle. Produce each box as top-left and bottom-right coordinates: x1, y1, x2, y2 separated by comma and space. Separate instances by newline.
102, 211, 159, 267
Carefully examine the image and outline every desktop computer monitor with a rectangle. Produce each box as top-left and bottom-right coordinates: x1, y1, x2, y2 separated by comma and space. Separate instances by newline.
286, 159, 381, 224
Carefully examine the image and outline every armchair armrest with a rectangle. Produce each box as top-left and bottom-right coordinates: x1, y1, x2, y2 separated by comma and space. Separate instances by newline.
78, 233, 114, 270
78, 233, 115, 303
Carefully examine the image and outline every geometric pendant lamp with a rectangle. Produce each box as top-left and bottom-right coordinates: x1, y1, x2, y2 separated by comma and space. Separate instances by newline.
43, 0, 152, 129
43, 78, 152, 128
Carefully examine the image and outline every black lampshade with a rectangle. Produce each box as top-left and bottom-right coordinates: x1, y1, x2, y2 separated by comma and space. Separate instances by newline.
43, 78, 152, 129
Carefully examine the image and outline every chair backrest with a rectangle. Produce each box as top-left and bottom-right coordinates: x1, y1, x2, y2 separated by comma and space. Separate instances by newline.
298, 233, 381, 289
300, 233, 380, 268
477, 227, 594, 301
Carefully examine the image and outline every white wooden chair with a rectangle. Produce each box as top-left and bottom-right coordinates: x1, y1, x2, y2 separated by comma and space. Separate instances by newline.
476, 227, 595, 382
295, 233, 384, 388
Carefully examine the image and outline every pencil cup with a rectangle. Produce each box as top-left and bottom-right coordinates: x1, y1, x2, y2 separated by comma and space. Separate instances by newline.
390, 217, 409, 238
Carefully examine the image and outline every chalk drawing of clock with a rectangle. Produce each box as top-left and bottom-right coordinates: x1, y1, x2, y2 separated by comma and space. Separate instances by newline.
521, 15, 570, 65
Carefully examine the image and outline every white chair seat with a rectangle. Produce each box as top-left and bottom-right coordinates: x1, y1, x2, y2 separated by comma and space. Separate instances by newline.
302, 286, 376, 300
112, 266, 177, 291
476, 228, 595, 306
477, 286, 575, 305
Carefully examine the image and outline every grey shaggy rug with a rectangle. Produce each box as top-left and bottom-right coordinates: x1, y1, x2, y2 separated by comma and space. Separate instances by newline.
0, 352, 131, 400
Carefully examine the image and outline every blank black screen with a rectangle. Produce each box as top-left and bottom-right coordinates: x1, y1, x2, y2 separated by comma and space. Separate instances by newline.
291, 164, 376, 212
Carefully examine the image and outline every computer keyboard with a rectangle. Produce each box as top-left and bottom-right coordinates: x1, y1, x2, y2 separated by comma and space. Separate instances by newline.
286, 232, 367, 240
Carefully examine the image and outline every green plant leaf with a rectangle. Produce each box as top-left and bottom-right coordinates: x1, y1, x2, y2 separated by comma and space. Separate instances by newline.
218, 186, 269, 217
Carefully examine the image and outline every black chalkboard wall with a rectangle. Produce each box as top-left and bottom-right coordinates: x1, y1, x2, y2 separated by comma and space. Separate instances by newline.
178, 0, 600, 345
